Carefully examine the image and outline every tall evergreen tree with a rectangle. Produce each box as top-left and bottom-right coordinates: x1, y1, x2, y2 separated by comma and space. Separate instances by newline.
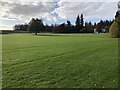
75, 14, 84, 32
80, 14, 84, 29
75, 15, 80, 32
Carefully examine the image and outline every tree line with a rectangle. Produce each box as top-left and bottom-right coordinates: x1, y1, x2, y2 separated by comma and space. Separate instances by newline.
14, 14, 113, 35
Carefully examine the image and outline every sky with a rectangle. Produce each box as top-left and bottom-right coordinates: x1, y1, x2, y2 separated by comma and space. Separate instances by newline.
0, 0, 119, 30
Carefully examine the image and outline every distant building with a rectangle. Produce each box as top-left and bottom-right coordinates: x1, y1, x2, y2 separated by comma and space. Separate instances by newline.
0, 30, 14, 34
14, 24, 28, 31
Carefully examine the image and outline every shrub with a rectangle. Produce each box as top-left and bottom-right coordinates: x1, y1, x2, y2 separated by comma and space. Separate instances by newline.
109, 16, 120, 38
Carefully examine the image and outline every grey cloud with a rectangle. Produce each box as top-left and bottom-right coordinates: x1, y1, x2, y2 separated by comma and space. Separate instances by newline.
9, 3, 53, 15
0, 2, 53, 17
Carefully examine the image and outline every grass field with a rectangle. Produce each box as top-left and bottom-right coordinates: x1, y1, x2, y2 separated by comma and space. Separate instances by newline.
2, 33, 118, 88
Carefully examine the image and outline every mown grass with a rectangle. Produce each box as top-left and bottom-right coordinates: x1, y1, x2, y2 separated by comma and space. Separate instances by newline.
2, 33, 118, 88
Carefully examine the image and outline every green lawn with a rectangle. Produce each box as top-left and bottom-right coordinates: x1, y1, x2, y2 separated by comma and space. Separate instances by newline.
2, 33, 118, 88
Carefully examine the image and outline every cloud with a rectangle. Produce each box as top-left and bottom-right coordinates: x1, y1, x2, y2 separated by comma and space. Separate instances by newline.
10, 3, 52, 15
0, 20, 14, 30
54, 1, 117, 23
0, 0, 119, 30
0, 2, 53, 19
2, 0, 52, 4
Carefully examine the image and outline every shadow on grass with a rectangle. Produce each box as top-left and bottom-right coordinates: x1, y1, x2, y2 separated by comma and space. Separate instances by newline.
33, 33, 64, 37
